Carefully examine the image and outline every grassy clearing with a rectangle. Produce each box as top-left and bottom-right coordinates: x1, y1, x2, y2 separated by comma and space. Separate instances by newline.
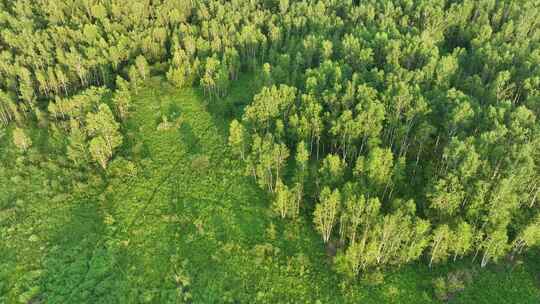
105, 76, 340, 302
1, 76, 539, 303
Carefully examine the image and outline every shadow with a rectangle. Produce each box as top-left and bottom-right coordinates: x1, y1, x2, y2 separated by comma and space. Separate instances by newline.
524, 250, 540, 289
179, 122, 201, 155
167, 102, 182, 121
201, 72, 260, 139
38, 194, 130, 303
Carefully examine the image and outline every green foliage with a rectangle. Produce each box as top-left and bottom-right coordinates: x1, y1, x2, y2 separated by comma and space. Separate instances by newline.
228, 119, 246, 160
86, 104, 123, 169
112, 76, 132, 121
135, 55, 150, 81
12, 127, 32, 152
1, 0, 540, 302
1, 76, 540, 303
313, 187, 341, 243
228, 0, 540, 280
433, 270, 473, 301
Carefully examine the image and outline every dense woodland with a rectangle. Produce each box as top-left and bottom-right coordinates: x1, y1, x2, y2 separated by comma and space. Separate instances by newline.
1, 0, 540, 302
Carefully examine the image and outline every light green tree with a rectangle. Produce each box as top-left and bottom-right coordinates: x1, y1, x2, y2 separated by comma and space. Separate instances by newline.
451, 221, 473, 261
67, 120, 89, 166
113, 76, 131, 121
314, 187, 341, 243
319, 154, 345, 188
429, 224, 452, 267
228, 119, 246, 160
12, 127, 32, 152
273, 179, 292, 219
86, 104, 122, 169
135, 55, 150, 81
90, 137, 112, 169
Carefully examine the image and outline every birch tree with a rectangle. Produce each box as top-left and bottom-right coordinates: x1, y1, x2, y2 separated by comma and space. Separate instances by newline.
314, 187, 341, 243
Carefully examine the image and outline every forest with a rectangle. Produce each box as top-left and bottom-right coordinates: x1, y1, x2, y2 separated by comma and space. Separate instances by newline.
1, 0, 540, 303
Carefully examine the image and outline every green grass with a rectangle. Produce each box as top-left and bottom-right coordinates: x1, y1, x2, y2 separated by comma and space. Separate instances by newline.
1, 76, 539, 303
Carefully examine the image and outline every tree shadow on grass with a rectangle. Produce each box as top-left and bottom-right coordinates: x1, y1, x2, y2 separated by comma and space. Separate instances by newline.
192, 89, 230, 139
523, 250, 540, 290
178, 122, 201, 155
196, 72, 259, 140
38, 198, 131, 303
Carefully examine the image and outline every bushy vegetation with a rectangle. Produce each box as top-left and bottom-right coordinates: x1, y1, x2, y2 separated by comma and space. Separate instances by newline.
1, 0, 540, 303
228, 0, 540, 275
